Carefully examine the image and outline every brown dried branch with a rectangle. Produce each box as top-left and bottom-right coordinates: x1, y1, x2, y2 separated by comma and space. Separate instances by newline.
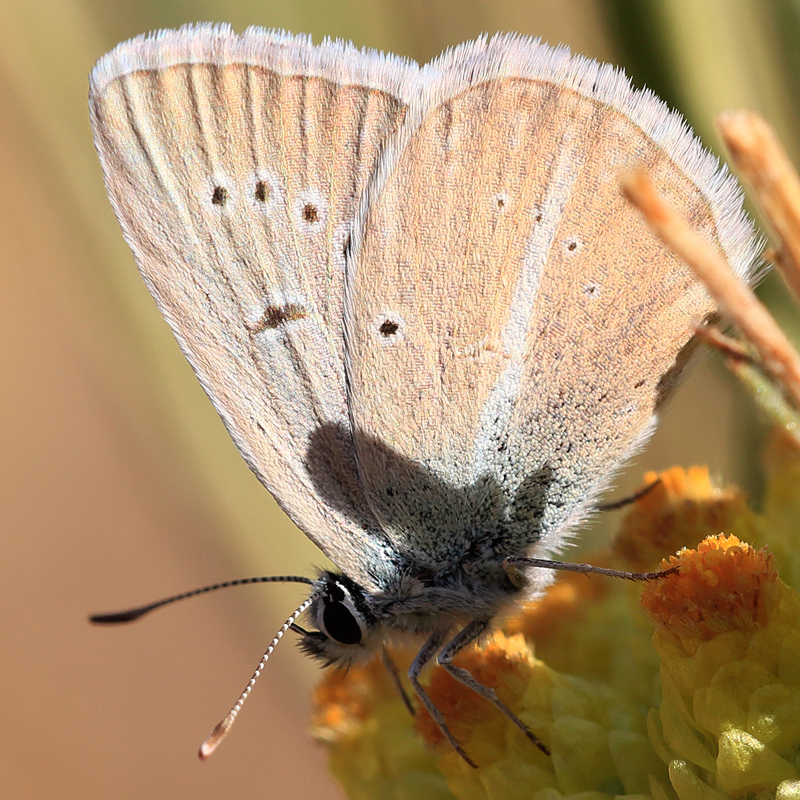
620, 169, 800, 410
693, 324, 753, 362
717, 110, 800, 305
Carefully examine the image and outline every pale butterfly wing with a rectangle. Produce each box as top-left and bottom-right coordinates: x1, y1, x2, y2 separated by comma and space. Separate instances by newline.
89, 24, 419, 590
345, 35, 757, 569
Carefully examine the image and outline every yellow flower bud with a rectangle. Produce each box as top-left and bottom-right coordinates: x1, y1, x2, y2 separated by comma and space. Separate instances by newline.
643, 535, 800, 799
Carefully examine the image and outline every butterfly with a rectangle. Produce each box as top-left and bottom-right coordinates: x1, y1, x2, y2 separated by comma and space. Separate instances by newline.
88, 24, 756, 765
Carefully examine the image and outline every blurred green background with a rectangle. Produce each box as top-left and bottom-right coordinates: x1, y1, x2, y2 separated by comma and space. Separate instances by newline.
2, 1, 798, 798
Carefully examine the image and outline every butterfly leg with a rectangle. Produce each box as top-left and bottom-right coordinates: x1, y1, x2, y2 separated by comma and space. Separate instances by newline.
382, 647, 415, 716
505, 556, 677, 582
408, 629, 478, 768
596, 476, 661, 511
438, 619, 550, 756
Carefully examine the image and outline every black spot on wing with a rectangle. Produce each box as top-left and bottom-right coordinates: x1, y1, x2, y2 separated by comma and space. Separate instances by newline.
246, 303, 309, 333
379, 319, 399, 337
254, 181, 269, 202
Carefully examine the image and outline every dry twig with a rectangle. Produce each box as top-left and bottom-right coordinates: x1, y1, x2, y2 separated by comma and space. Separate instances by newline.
620, 169, 800, 410
717, 111, 800, 305
693, 325, 753, 362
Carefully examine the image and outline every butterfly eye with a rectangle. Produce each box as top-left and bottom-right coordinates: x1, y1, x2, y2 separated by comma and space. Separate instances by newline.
321, 600, 363, 645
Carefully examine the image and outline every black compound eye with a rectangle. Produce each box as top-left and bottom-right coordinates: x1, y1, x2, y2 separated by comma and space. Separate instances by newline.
322, 600, 362, 645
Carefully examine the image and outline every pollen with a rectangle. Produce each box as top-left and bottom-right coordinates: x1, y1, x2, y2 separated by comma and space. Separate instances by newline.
641, 534, 780, 640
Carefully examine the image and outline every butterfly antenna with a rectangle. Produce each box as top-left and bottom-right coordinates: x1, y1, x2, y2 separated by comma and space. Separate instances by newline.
89, 575, 315, 624
198, 590, 322, 760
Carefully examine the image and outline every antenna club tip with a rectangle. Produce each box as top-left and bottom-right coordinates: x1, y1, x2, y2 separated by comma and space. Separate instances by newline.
198, 715, 234, 761
89, 608, 149, 624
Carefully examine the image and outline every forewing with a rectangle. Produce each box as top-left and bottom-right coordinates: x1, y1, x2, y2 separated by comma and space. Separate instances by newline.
90, 25, 417, 589
345, 35, 757, 567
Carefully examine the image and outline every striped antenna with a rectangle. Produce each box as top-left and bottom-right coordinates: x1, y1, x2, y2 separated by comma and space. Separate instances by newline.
198, 590, 321, 760
89, 575, 315, 623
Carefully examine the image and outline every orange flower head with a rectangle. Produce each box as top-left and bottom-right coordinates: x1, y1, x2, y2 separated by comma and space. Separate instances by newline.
613, 467, 748, 570
641, 534, 780, 641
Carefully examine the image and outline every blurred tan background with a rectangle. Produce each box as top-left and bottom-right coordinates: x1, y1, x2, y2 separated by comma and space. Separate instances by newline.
2, 1, 799, 798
